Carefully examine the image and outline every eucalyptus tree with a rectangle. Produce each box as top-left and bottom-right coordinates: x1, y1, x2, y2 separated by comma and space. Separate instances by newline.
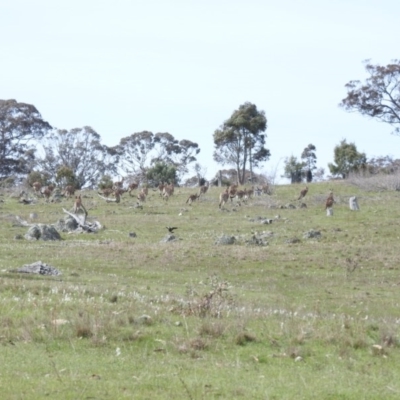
0, 99, 52, 179
340, 59, 400, 135
36, 126, 117, 188
282, 156, 306, 183
213, 102, 269, 184
301, 144, 317, 182
114, 131, 155, 174
328, 139, 367, 179
115, 131, 200, 182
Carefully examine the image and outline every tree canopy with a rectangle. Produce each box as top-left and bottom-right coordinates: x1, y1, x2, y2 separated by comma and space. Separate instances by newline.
301, 144, 317, 182
35, 126, 117, 188
340, 60, 400, 135
0, 99, 52, 178
213, 102, 269, 184
282, 156, 305, 183
328, 139, 367, 179
114, 131, 200, 182
146, 162, 177, 186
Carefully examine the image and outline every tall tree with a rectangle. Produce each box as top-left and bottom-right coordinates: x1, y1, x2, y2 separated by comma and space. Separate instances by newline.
301, 144, 317, 182
282, 156, 306, 183
340, 60, 400, 134
152, 132, 181, 165
213, 102, 269, 184
115, 131, 200, 182
328, 139, 367, 179
146, 162, 177, 186
170, 139, 200, 178
36, 126, 117, 188
0, 99, 52, 178
114, 131, 155, 174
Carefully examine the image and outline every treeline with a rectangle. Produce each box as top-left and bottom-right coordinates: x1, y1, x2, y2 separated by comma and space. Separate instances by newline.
1, 59, 399, 188
0, 100, 200, 188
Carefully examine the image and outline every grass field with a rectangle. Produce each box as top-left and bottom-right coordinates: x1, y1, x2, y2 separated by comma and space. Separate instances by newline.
1, 180, 400, 399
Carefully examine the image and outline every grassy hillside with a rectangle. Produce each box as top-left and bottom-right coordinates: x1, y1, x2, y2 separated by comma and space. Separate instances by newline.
0, 180, 400, 399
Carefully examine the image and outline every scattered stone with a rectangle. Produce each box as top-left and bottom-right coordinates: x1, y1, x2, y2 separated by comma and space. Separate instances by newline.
25, 224, 61, 241
14, 234, 23, 240
245, 234, 268, 246
129, 232, 137, 238
215, 235, 236, 245
160, 234, 178, 243
135, 315, 153, 325
10, 260, 62, 276
261, 231, 274, 238
52, 319, 69, 326
299, 203, 307, 208
303, 229, 321, 239
286, 237, 301, 244
260, 219, 273, 224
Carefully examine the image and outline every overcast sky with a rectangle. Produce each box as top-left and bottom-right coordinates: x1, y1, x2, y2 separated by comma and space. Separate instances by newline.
2, 0, 400, 183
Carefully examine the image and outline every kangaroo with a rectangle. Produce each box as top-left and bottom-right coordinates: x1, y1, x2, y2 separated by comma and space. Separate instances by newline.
73, 195, 87, 215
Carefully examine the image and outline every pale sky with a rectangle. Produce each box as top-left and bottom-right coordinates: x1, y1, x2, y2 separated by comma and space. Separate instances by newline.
2, 0, 400, 183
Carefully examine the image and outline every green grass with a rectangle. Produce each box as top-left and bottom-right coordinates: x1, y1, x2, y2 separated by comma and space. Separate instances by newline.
1, 181, 400, 399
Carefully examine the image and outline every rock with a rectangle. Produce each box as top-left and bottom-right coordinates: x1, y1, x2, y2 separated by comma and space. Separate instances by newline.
215, 235, 236, 245
25, 224, 61, 241
303, 229, 321, 239
245, 234, 268, 246
160, 234, 178, 243
286, 237, 301, 244
10, 260, 62, 276
129, 232, 137, 238
260, 219, 273, 224
135, 315, 153, 325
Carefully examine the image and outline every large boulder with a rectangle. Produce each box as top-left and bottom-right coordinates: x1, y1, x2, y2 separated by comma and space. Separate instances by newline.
25, 224, 61, 241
